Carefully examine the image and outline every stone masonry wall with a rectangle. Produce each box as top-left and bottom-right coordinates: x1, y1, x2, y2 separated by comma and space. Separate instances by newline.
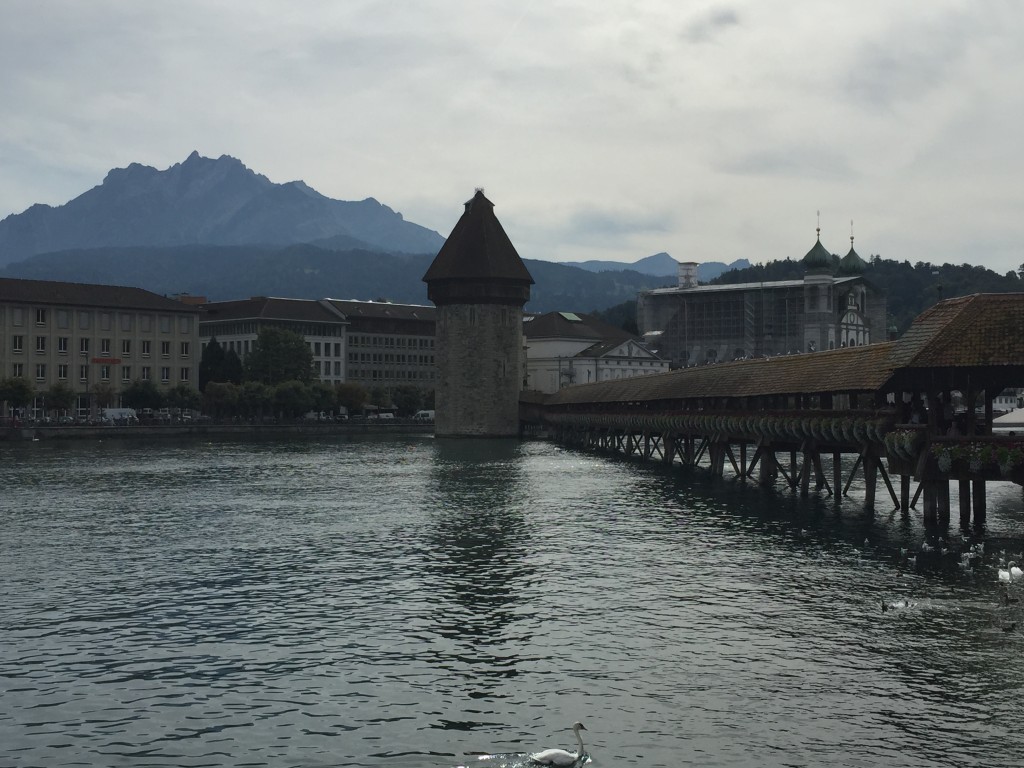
435, 302, 523, 437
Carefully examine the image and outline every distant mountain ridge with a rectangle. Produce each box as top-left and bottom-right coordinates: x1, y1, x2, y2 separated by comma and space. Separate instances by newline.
565, 251, 750, 281
0, 244, 670, 314
0, 151, 446, 266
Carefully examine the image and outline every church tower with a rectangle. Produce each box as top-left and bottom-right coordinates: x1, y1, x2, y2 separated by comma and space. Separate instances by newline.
423, 190, 534, 437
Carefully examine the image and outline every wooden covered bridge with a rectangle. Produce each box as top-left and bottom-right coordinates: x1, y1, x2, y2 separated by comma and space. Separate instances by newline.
521, 293, 1024, 529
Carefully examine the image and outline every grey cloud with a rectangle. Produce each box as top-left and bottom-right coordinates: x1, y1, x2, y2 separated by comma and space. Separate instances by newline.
719, 147, 854, 181
558, 207, 673, 245
682, 7, 741, 44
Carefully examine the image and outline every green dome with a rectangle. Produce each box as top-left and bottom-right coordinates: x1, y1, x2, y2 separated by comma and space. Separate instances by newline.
802, 236, 833, 272
838, 246, 867, 275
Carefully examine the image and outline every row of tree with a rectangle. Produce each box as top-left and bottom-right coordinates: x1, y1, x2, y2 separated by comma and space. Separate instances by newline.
2, 327, 434, 422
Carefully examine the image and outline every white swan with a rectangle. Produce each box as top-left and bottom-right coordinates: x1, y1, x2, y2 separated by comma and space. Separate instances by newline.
529, 722, 587, 766
998, 562, 1021, 583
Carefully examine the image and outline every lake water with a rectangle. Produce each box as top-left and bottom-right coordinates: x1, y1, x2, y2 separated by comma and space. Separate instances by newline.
2, 434, 1024, 768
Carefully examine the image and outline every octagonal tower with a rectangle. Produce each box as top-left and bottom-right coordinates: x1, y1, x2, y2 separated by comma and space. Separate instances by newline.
423, 190, 534, 437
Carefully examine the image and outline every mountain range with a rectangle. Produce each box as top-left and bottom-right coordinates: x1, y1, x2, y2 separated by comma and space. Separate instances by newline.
564, 251, 750, 281
0, 153, 685, 313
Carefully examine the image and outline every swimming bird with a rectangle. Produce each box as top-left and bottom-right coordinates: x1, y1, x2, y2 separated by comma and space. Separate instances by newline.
998, 562, 1020, 583
529, 722, 588, 766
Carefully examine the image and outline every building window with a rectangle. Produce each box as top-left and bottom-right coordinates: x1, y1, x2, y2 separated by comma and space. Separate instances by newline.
334, 343, 341, 356
140, 315, 152, 332
58, 364, 68, 380
35, 308, 47, 325
334, 361, 341, 376
180, 341, 190, 357
35, 336, 46, 353
12, 308, 23, 326
314, 342, 322, 356
160, 316, 171, 333
100, 313, 111, 331
79, 365, 88, 383
179, 367, 190, 382
57, 310, 69, 329
100, 365, 110, 381
179, 316, 192, 334
12, 363, 23, 378
100, 338, 111, 355
161, 341, 170, 357
142, 340, 151, 356
12, 335, 23, 353
78, 311, 90, 329
80, 338, 90, 356
120, 314, 132, 332
58, 336, 68, 354
142, 367, 150, 381
323, 361, 330, 376
122, 366, 132, 382
161, 367, 170, 383
35, 363, 46, 380
122, 339, 131, 356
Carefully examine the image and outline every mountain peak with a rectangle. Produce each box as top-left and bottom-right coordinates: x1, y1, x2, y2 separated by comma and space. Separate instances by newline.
0, 153, 446, 265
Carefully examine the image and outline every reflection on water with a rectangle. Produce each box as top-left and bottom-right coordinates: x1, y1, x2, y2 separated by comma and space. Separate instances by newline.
1, 435, 1024, 767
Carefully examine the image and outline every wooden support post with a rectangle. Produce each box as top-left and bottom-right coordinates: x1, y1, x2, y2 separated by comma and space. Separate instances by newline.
726, 445, 742, 477
923, 480, 937, 525
900, 475, 910, 513
910, 480, 924, 509
878, 463, 899, 510
863, 449, 878, 511
740, 442, 748, 478
799, 446, 812, 496
833, 451, 842, 501
958, 479, 972, 529
758, 442, 775, 487
790, 450, 798, 488
843, 455, 863, 497
973, 479, 987, 528
938, 479, 951, 528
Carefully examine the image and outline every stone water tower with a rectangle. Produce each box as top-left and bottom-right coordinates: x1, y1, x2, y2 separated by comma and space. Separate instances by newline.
423, 190, 534, 437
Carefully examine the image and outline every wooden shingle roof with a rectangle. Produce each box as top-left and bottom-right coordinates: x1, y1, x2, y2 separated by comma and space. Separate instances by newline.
546, 342, 896, 405
422, 190, 534, 285
887, 293, 1024, 369
541, 293, 1024, 408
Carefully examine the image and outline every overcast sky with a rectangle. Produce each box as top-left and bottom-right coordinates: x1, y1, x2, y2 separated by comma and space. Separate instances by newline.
3, 1, 1023, 273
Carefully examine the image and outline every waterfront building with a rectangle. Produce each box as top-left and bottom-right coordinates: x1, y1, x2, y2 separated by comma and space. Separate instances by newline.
423, 189, 534, 437
331, 300, 435, 390
0, 277, 200, 419
197, 297, 349, 383
523, 310, 669, 394
197, 296, 436, 390
636, 231, 886, 367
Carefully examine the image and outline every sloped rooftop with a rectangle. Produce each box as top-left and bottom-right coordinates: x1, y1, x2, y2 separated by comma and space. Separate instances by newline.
0, 276, 196, 313
423, 190, 534, 285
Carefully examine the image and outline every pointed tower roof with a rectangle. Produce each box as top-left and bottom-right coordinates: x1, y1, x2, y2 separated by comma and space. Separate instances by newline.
423, 189, 534, 306
802, 223, 833, 274
837, 229, 867, 275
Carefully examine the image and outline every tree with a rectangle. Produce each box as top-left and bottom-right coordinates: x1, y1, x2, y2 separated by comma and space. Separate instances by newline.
334, 382, 368, 414
92, 382, 117, 410
222, 349, 243, 384
120, 379, 165, 411
46, 382, 77, 417
390, 385, 424, 416
165, 383, 202, 413
244, 327, 315, 385
203, 381, 240, 419
198, 337, 226, 391
0, 378, 35, 419
273, 380, 314, 418
310, 381, 337, 413
239, 381, 274, 419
